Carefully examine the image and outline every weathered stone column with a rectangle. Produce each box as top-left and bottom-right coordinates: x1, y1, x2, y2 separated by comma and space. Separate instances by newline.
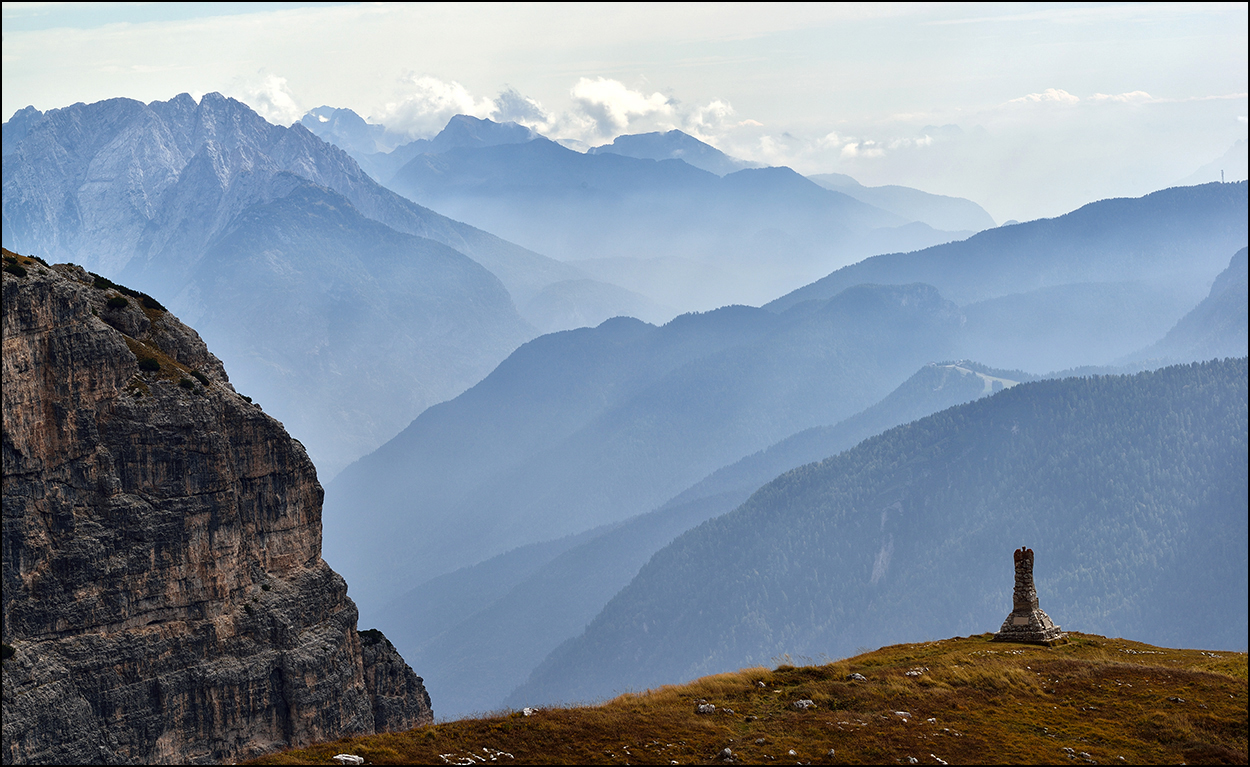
1012, 547, 1039, 612
993, 546, 1066, 644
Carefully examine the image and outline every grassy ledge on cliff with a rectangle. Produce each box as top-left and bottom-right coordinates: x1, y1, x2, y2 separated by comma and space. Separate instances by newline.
250, 632, 1246, 765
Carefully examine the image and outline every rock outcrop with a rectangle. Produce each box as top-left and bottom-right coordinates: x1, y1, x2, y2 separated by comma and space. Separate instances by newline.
1, 249, 432, 765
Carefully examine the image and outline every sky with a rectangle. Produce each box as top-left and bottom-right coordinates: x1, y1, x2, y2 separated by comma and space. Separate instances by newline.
2, 2, 1247, 223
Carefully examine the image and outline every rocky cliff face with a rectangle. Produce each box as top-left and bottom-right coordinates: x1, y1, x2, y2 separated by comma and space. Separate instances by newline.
1, 249, 432, 765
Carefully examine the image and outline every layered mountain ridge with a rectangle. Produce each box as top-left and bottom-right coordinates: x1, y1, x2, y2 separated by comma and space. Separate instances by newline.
508, 358, 1248, 710
382, 130, 973, 310
325, 184, 1246, 717
587, 128, 763, 176
326, 282, 966, 618
386, 360, 1036, 718
807, 172, 996, 231
2, 94, 600, 476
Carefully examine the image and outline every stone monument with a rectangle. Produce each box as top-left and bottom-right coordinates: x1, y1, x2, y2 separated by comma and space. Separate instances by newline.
992, 546, 1067, 644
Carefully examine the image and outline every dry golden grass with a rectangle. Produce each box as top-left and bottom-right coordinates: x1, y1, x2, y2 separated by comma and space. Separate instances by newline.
247, 632, 1246, 765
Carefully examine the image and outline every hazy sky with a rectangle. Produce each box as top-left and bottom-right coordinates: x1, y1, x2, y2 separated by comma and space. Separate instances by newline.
3, 2, 1246, 222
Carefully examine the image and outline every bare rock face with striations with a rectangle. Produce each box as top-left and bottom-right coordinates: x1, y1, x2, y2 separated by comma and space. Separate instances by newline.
1, 249, 431, 765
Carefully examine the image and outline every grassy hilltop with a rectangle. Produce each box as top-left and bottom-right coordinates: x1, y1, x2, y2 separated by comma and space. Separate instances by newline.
250, 632, 1246, 765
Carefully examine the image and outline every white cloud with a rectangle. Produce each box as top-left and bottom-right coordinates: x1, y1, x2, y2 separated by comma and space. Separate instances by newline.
840, 140, 885, 159
1089, 90, 1153, 103
1009, 88, 1080, 104
494, 87, 551, 127
801, 129, 933, 164
231, 74, 302, 126
569, 77, 674, 139
375, 75, 496, 138
683, 99, 735, 137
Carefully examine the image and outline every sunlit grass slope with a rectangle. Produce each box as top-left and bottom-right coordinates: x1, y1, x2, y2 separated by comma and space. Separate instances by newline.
249, 632, 1246, 765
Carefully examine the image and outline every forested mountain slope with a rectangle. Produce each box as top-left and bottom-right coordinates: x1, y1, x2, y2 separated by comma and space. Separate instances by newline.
1130, 247, 1248, 364
508, 358, 1248, 710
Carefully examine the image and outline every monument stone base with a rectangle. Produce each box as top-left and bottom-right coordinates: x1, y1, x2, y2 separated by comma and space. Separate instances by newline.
992, 608, 1067, 645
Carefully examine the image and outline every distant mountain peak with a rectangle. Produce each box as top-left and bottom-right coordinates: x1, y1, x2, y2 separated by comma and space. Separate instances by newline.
299, 105, 412, 155
807, 172, 996, 231
427, 113, 537, 154
589, 129, 761, 176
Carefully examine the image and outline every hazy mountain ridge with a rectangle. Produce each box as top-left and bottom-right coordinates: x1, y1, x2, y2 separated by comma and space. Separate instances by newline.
508, 358, 1248, 709
329, 184, 1249, 716
180, 179, 535, 467
808, 172, 997, 232
766, 183, 1247, 372
383, 130, 975, 310
587, 128, 762, 176
768, 182, 1248, 311
383, 360, 1036, 718
1128, 247, 1248, 364
300, 105, 413, 155
664, 360, 1034, 511
325, 283, 966, 619
956, 280, 1201, 372
1175, 138, 1249, 186
302, 110, 539, 186
3, 94, 624, 474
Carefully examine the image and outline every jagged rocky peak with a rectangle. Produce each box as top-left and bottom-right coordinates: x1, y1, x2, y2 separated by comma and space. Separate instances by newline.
1, 249, 431, 765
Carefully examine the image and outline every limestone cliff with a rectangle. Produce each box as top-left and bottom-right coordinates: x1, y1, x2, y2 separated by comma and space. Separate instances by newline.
1, 249, 432, 765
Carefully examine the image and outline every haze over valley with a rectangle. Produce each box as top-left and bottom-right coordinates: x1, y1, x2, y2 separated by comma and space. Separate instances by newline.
2, 3, 1247, 759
